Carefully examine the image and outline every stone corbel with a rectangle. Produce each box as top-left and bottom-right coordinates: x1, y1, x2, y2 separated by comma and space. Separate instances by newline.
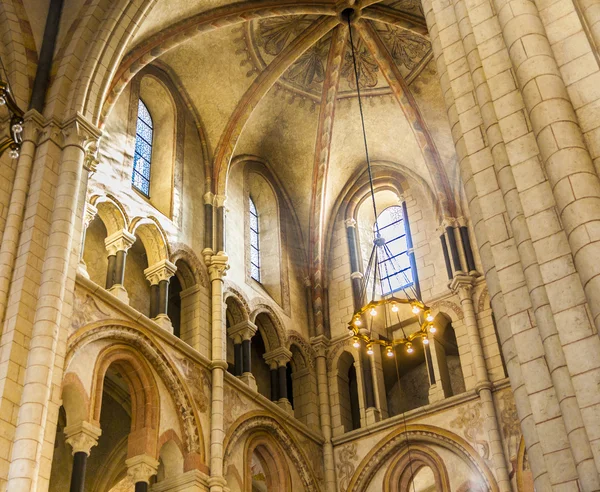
105, 229, 136, 256
126, 454, 160, 485
64, 421, 102, 456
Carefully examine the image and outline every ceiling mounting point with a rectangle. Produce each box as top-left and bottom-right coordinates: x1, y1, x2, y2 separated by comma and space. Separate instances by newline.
340, 7, 360, 23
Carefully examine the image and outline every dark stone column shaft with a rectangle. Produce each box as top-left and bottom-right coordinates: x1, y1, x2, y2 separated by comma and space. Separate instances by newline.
69, 451, 87, 492
216, 206, 225, 252
114, 250, 127, 285
278, 365, 288, 401
150, 284, 160, 319
460, 226, 476, 272
204, 202, 213, 250
270, 368, 279, 401
158, 279, 169, 315
440, 234, 453, 280
242, 339, 251, 374
234, 343, 243, 376
106, 254, 116, 289
134, 483, 148, 492
445, 226, 462, 273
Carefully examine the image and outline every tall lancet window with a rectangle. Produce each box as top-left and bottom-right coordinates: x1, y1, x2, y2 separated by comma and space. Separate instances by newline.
132, 99, 153, 196
249, 197, 261, 282
375, 205, 413, 295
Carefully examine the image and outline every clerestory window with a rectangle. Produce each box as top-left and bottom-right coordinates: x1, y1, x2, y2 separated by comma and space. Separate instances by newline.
132, 99, 153, 196
375, 205, 413, 295
249, 197, 260, 282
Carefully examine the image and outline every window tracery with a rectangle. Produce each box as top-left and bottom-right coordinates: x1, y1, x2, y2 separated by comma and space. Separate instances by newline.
132, 99, 153, 196
249, 197, 261, 282
375, 205, 413, 295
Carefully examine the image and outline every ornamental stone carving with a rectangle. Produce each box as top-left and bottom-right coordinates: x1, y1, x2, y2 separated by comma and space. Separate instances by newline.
126, 454, 159, 484
64, 421, 102, 456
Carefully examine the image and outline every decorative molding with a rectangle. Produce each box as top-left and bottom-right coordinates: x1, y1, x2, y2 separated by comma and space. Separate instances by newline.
66, 324, 204, 457
450, 402, 490, 462
287, 331, 316, 368
476, 286, 489, 314
126, 454, 160, 484
336, 442, 358, 492
64, 421, 102, 456
223, 414, 319, 492
429, 299, 464, 321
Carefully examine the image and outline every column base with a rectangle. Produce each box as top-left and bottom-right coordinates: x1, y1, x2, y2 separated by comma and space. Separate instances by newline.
239, 372, 257, 391
153, 313, 173, 333
208, 476, 227, 492
364, 407, 381, 425
428, 383, 445, 404
277, 398, 294, 416
109, 284, 129, 304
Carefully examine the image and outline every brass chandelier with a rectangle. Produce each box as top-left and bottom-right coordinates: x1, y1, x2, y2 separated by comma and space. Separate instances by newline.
344, 11, 433, 359
0, 58, 24, 159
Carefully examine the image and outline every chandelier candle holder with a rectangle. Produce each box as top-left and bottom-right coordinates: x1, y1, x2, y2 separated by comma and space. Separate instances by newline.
343, 9, 434, 359
0, 58, 25, 160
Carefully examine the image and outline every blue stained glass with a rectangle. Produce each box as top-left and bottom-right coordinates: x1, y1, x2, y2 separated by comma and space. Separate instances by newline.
132, 99, 153, 196
249, 197, 260, 282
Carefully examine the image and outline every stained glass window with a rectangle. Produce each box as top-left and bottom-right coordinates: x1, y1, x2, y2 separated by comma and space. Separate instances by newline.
375, 206, 413, 295
249, 197, 260, 282
132, 99, 153, 196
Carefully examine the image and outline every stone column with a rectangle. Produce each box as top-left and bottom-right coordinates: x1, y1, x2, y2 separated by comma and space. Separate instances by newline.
6, 115, 101, 490
264, 347, 293, 415
451, 275, 511, 492
312, 336, 337, 491
144, 259, 177, 332
203, 192, 214, 257
0, 109, 43, 325
104, 229, 135, 302
214, 195, 227, 254
207, 253, 229, 492
126, 454, 159, 492
77, 202, 98, 278
229, 320, 257, 390
64, 422, 101, 492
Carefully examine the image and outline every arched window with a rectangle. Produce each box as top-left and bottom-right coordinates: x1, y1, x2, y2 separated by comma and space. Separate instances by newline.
375, 206, 413, 295
132, 99, 153, 196
249, 197, 261, 282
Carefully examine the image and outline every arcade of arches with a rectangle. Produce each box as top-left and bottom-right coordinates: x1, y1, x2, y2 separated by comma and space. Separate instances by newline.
0, 0, 598, 490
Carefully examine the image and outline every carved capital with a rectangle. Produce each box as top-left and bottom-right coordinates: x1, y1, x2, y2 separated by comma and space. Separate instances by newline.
144, 259, 177, 286
84, 138, 100, 173
21, 109, 44, 144
61, 113, 101, 150
449, 274, 474, 296
229, 320, 257, 343
126, 454, 159, 484
442, 216, 457, 229
456, 216, 467, 227
204, 192, 215, 205
83, 203, 98, 229
64, 421, 102, 456
344, 218, 357, 229
208, 253, 229, 281
311, 335, 330, 358
214, 194, 227, 208
105, 229, 136, 256
264, 347, 292, 368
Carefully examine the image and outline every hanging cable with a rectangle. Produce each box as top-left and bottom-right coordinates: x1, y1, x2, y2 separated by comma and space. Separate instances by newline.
346, 13, 380, 237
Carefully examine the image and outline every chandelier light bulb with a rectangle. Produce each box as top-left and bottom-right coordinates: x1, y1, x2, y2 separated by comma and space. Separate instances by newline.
429, 325, 437, 334
8, 148, 19, 159
411, 304, 421, 315
426, 312, 434, 322
406, 343, 414, 354
391, 302, 399, 313
386, 346, 394, 357
422, 336, 429, 345
354, 317, 362, 327
366, 343, 374, 355
0, 96, 5, 106
348, 328, 355, 337
353, 337, 360, 349
369, 307, 377, 317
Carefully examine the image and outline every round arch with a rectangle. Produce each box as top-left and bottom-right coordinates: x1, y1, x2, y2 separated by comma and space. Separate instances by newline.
223, 412, 319, 492
129, 217, 170, 266
346, 424, 499, 492
383, 444, 450, 492
65, 321, 206, 463
250, 305, 286, 352
90, 194, 129, 236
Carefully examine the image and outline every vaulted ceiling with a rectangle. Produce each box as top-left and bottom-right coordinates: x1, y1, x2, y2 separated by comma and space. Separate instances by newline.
17, 0, 460, 278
